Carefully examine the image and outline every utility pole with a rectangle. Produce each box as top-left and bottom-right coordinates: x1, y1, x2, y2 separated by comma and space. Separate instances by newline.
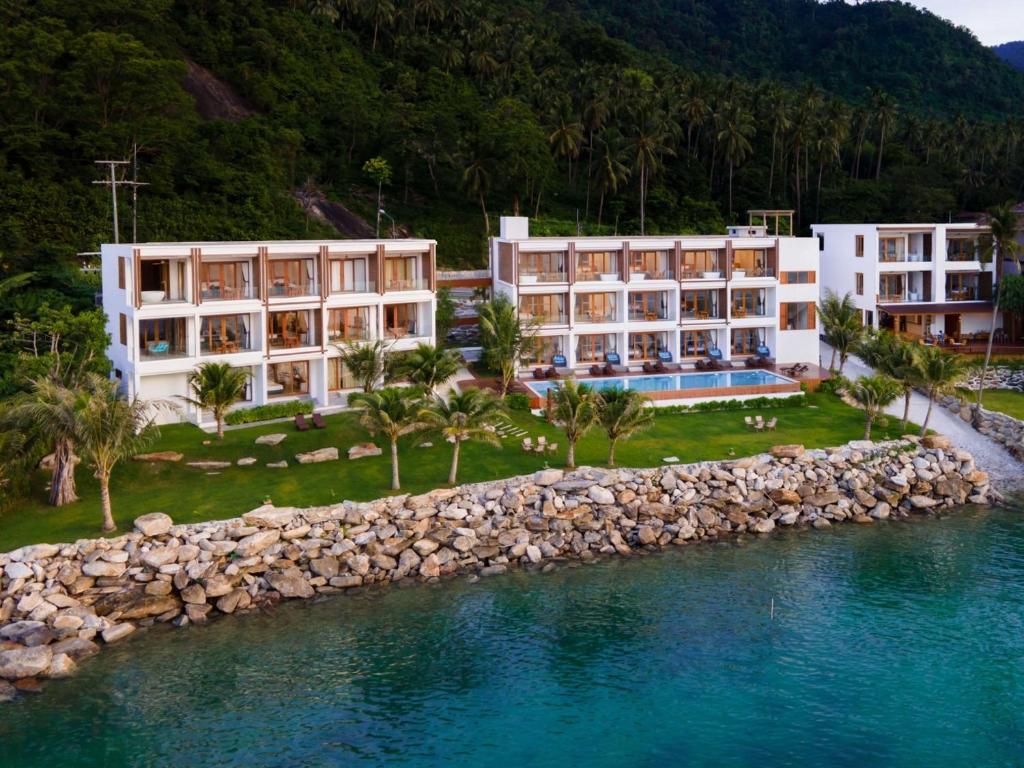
93, 151, 147, 244
131, 143, 149, 243
94, 160, 128, 244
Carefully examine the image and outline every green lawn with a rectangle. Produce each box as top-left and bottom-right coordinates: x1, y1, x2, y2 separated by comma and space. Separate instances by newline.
970, 388, 1024, 420
0, 392, 908, 551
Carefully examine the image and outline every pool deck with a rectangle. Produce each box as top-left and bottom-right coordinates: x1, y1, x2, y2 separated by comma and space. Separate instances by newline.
458, 361, 829, 408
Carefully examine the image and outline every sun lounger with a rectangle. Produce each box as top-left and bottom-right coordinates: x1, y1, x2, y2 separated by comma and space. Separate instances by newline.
312, 412, 327, 429
766, 416, 777, 431
744, 415, 755, 430
589, 365, 603, 376
544, 367, 558, 379
533, 368, 545, 380
294, 413, 310, 432
642, 361, 657, 373
522, 437, 533, 451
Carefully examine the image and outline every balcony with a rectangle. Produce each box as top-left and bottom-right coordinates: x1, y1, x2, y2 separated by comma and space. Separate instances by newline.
268, 310, 320, 350
576, 250, 624, 282
330, 279, 377, 295
730, 305, 769, 318
384, 254, 433, 293
629, 250, 674, 281
628, 309, 670, 322
680, 250, 723, 281
947, 287, 980, 302
575, 310, 617, 324
268, 280, 318, 299
200, 286, 258, 302
731, 248, 776, 280
268, 258, 318, 299
200, 315, 253, 355
138, 258, 190, 306
138, 317, 190, 360
680, 307, 722, 321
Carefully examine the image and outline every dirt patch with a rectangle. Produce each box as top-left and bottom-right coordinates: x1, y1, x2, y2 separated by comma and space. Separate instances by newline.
291, 187, 394, 239
183, 59, 256, 121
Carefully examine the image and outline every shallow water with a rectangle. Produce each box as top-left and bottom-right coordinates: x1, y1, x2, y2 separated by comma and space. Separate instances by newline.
5, 507, 1024, 767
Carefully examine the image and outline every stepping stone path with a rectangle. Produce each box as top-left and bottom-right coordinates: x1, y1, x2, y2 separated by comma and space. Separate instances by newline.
295, 447, 339, 464
237, 457, 258, 466
348, 443, 382, 460
266, 461, 288, 468
662, 456, 679, 463
255, 433, 287, 446
187, 461, 232, 470
132, 451, 184, 463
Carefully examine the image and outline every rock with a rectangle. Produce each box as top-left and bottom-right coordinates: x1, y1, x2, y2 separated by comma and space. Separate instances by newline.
751, 518, 775, 534
242, 505, 296, 529
186, 460, 232, 470
348, 443, 382, 460
115, 594, 182, 620
779, 511, 800, 525
237, 457, 258, 466
413, 539, 439, 556
812, 518, 832, 529
869, 502, 891, 520
0, 680, 16, 702
419, 553, 441, 579
804, 492, 842, 507
235, 529, 280, 558
587, 485, 616, 505
329, 575, 363, 589
215, 589, 249, 614
255, 433, 287, 446
45, 653, 77, 679
0, 622, 53, 647
771, 444, 804, 459
965, 470, 989, 485
0, 646, 52, 680
295, 447, 339, 464
4, 562, 33, 580
309, 557, 339, 579
769, 489, 801, 505
921, 435, 952, 450
52, 614, 84, 631
142, 547, 179, 570
266, 461, 288, 469
186, 604, 212, 624
180, 584, 207, 604
636, 526, 657, 545
266, 568, 314, 598
525, 545, 542, 563
82, 560, 126, 578
132, 451, 183, 463
909, 495, 938, 509
134, 512, 174, 537
533, 469, 564, 486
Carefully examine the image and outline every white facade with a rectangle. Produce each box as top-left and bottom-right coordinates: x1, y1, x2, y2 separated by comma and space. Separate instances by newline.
102, 239, 437, 426
490, 217, 820, 370
811, 222, 993, 340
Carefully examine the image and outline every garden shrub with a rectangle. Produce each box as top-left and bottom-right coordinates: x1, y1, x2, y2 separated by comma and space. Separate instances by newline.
225, 400, 311, 426
505, 393, 531, 411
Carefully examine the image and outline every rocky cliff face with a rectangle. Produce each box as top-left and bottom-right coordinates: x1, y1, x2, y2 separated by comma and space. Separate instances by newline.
0, 437, 995, 701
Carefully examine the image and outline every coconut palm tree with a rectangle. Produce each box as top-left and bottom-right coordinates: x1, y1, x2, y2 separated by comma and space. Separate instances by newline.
917, 346, 964, 436
363, 0, 395, 51
404, 343, 460, 395
462, 158, 490, 234
848, 375, 902, 440
77, 376, 168, 532
716, 102, 755, 220
2, 377, 86, 506
552, 379, 598, 469
764, 86, 790, 198
818, 289, 862, 373
335, 338, 392, 393
597, 388, 654, 466
858, 331, 918, 431
977, 203, 1020, 409
181, 362, 248, 439
629, 110, 674, 235
419, 388, 505, 484
477, 296, 537, 396
592, 131, 630, 227
548, 107, 584, 182
349, 387, 426, 490
871, 87, 898, 179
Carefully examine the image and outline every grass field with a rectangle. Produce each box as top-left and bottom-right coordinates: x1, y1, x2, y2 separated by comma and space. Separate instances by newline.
969, 388, 1024, 420
0, 392, 909, 551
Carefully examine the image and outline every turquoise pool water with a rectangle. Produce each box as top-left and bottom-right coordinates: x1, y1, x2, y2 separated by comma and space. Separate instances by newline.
527, 369, 790, 397
4, 506, 1024, 767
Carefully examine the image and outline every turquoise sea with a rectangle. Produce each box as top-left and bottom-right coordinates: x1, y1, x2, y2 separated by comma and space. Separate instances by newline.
3, 505, 1024, 767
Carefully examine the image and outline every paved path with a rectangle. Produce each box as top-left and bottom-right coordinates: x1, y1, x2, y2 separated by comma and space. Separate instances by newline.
819, 341, 1021, 490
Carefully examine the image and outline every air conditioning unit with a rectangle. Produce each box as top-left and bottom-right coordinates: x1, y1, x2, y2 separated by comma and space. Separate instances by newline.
727, 225, 766, 237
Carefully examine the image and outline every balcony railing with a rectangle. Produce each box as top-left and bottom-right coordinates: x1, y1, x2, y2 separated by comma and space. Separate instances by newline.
576, 270, 622, 282
680, 265, 722, 280
681, 309, 721, 320
575, 310, 617, 323
522, 313, 568, 326
947, 287, 980, 301
730, 267, 775, 278
628, 310, 670, 322
139, 342, 190, 359
383, 277, 430, 291
200, 340, 253, 355
384, 320, 422, 338
519, 271, 568, 284
327, 327, 371, 342
200, 286, 258, 301
268, 332, 317, 349
269, 282, 318, 298
731, 306, 768, 318
139, 290, 190, 305
330, 280, 377, 295
631, 269, 674, 281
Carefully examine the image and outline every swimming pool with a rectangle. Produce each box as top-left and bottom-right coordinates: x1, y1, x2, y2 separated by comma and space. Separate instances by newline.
525, 370, 793, 397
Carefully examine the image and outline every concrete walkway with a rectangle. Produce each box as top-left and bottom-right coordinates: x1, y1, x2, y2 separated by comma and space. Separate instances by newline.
819, 341, 1021, 490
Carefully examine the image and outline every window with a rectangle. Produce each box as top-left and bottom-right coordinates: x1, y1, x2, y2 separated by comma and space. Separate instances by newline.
118, 259, 125, 290
629, 250, 673, 279
731, 328, 763, 356
576, 251, 620, 280
575, 334, 613, 363
523, 336, 562, 366
328, 307, 372, 342
267, 361, 309, 397
628, 332, 665, 360
855, 273, 864, 295
519, 294, 565, 324
628, 291, 668, 321
780, 302, 815, 331
384, 304, 418, 337
519, 251, 566, 282
681, 290, 719, 319
139, 317, 188, 357
201, 314, 250, 354
681, 329, 717, 358
879, 274, 905, 301
855, 235, 864, 257
201, 261, 253, 300
384, 256, 420, 291
268, 258, 315, 296
680, 250, 722, 278
268, 311, 314, 348
731, 249, 772, 277
328, 358, 358, 391
575, 292, 616, 322
329, 257, 372, 293
731, 289, 764, 317
781, 271, 815, 284
119, 313, 127, 346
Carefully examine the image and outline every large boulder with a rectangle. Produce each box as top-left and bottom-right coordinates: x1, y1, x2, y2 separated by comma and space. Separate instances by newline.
921, 435, 952, 450
242, 505, 297, 529
266, 568, 314, 598
533, 469, 564, 486
348, 443, 382, 460
771, 444, 804, 459
234, 529, 280, 558
134, 512, 174, 537
587, 485, 616, 505
0, 646, 53, 680
295, 447, 338, 464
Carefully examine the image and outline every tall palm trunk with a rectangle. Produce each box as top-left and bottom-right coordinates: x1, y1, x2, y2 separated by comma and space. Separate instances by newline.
901, 389, 912, 431
875, 129, 885, 179
977, 301, 1000, 409
768, 130, 777, 198
99, 473, 115, 532
448, 440, 461, 485
478, 192, 489, 235
566, 438, 576, 469
920, 392, 936, 437
49, 438, 79, 507
607, 437, 618, 467
390, 438, 400, 490
863, 413, 874, 440
727, 159, 734, 219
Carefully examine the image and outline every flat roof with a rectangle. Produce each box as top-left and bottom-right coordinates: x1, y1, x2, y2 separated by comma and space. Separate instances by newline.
877, 301, 994, 315
104, 238, 435, 247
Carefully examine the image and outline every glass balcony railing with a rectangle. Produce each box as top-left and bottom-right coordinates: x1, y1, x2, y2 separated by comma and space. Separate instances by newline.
628, 310, 670, 321
330, 280, 377, 294
681, 308, 721, 320
519, 271, 568, 284
200, 340, 253, 355
946, 287, 980, 301
327, 327, 372, 343
575, 310, 617, 323
383, 277, 430, 291
268, 281, 318, 298
200, 286, 258, 301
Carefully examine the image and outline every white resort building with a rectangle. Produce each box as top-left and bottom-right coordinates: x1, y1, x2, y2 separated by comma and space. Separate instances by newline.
490, 212, 822, 404
811, 222, 1004, 349
101, 239, 437, 425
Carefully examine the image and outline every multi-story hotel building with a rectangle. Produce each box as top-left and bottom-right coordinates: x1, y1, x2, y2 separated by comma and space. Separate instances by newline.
102, 239, 436, 425
811, 222, 995, 343
489, 213, 820, 372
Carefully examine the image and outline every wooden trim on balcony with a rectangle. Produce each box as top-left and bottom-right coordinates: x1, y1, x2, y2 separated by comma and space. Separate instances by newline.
623, 241, 631, 284
191, 247, 201, 304
725, 241, 733, 281
258, 246, 269, 307
132, 248, 141, 309
376, 244, 386, 295
318, 246, 329, 301
567, 242, 575, 285
428, 242, 437, 291
673, 241, 682, 283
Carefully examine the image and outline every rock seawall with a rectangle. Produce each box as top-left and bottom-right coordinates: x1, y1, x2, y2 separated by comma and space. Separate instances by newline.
937, 393, 1024, 460
0, 438, 995, 701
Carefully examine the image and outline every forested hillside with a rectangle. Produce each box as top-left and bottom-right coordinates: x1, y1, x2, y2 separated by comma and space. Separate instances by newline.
580, 0, 1024, 117
2, 0, 1024, 357
994, 42, 1024, 72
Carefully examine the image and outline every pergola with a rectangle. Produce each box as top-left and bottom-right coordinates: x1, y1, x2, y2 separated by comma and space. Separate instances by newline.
747, 210, 794, 237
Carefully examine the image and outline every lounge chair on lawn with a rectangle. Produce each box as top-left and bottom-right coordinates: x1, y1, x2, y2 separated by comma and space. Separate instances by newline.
547, 443, 558, 453
766, 416, 777, 431
744, 415, 755, 430
295, 413, 310, 431
754, 415, 765, 432
522, 437, 533, 451
312, 412, 327, 429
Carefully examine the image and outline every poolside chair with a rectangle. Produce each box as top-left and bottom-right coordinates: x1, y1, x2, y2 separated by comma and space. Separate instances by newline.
744, 415, 755, 430
311, 412, 327, 429
544, 367, 558, 379
604, 351, 622, 366
754, 415, 765, 432
695, 359, 708, 371
533, 368, 545, 380
766, 417, 777, 431
642, 361, 657, 374
294, 413, 310, 432
522, 437, 533, 451
589, 365, 603, 376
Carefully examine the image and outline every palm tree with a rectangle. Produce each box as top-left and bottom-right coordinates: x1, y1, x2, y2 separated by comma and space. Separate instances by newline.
548, 107, 584, 182
477, 296, 537, 396
3, 378, 85, 506
818, 289, 862, 373
363, 0, 395, 51
551, 379, 598, 469
309, 0, 340, 23
977, 203, 1020, 409
858, 331, 918, 431
871, 87, 898, 180
629, 110, 674, 235
716, 103, 755, 220
335, 339, 392, 393
419, 388, 505, 484
77, 376, 166, 532
597, 388, 654, 466
592, 131, 630, 227
764, 86, 790, 199
462, 158, 490, 234
181, 362, 248, 439
917, 346, 963, 436
349, 387, 425, 490
848, 375, 902, 440
404, 343, 460, 394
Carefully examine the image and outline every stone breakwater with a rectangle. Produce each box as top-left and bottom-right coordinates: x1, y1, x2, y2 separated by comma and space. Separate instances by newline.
0, 437, 995, 701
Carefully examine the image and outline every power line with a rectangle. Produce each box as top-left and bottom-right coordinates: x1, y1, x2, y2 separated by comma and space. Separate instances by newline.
93, 151, 148, 244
